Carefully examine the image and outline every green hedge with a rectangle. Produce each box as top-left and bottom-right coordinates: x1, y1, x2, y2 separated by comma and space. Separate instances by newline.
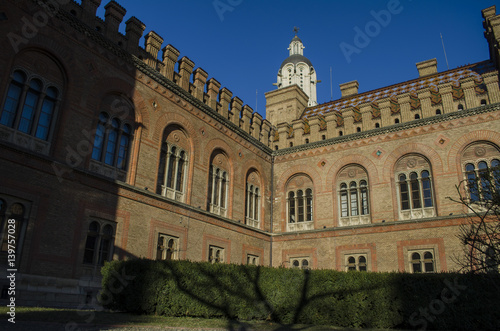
101, 259, 500, 330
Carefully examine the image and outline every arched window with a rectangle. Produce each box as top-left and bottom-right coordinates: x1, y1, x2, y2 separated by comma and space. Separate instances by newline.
395, 118, 400, 124
208, 152, 230, 217
414, 114, 420, 120
286, 175, 314, 231
395, 155, 435, 220
461, 143, 500, 203
245, 170, 261, 228
91, 112, 132, 171
435, 109, 442, 115
458, 104, 464, 110
346, 254, 368, 271
291, 257, 310, 269
83, 220, 115, 266
157, 143, 188, 202
410, 250, 434, 273
156, 234, 178, 260
0, 197, 31, 266
0, 69, 61, 144
481, 99, 487, 106
208, 245, 224, 263
337, 165, 370, 226
375, 123, 380, 128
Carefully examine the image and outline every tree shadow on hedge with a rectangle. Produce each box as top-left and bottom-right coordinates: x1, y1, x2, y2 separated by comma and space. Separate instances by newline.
160, 262, 403, 330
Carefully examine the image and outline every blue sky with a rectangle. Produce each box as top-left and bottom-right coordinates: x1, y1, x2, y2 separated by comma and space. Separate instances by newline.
96, 0, 498, 119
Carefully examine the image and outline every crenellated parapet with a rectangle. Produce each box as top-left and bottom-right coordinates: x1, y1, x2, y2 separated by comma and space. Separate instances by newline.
55, 0, 273, 149
269, 59, 500, 149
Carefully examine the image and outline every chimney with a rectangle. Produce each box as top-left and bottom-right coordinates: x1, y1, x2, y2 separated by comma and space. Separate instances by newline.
416, 58, 438, 77
339, 80, 359, 98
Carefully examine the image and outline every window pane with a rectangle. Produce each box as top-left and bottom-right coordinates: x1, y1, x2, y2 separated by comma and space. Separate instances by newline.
92, 122, 105, 160
288, 192, 295, 223
350, 182, 358, 216
254, 188, 260, 221
117, 134, 129, 170
176, 156, 185, 192
213, 169, 220, 205
306, 189, 312, 221
35, 98, 55, 140
421, 171, 433, 208
220, 173, 227, 208
17, 90, 39, 133
104, 130, 117, 165
410, 173, 421, 209
466, 163, 479, 202
166, 148, 176, 188
297, 190, 304, 222
98, 238, 111, 265
1, 83, 23, 127
360, 184, 369, 215
340, 188, 348, 217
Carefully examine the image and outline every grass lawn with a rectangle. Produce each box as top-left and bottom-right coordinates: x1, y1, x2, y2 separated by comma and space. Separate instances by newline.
0, 306, 397, 330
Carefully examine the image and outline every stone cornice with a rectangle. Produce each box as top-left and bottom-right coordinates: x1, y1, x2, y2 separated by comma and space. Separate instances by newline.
273, 102, 500, 157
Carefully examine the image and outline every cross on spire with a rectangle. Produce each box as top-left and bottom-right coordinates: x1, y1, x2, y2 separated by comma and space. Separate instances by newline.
293, 26, 299, 35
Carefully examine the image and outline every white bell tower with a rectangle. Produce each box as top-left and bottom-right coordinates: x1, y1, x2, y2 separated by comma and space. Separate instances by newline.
275, 27, 319, 107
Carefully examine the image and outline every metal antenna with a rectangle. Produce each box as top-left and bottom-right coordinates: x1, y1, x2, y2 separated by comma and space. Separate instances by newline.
440, 33, 450, 70
255, 89, 258, 113
330, 67, 333, 101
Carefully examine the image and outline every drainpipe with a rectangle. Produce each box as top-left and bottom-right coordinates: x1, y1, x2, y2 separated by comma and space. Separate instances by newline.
269, 154, 274, 267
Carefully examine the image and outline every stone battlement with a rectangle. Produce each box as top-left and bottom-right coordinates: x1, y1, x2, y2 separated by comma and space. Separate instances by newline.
269, 61, 500, 150
59, 0, 274, 147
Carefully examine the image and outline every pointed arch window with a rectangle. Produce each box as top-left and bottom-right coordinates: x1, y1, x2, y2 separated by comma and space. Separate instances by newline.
157, 143, 188, 202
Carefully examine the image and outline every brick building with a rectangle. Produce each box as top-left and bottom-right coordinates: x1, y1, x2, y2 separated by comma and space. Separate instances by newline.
0, 0, 499, 307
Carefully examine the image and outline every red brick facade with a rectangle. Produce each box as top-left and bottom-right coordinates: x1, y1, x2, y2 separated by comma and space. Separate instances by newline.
0, 0, 499, 307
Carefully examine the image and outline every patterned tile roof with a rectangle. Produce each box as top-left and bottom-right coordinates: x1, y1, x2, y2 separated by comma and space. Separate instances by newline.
302, 61, 496, 119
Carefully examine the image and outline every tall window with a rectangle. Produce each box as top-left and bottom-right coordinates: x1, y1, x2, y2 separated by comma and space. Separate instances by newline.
395, 155, 435, 220
91, 112, 132, 170
464, 159, 499, 203
245, 184, 260, 228
337, 165, 371, 226
83, 220, 115, 266
0, 69, 61, 143
208, 165, 229, 217
288, 189, 313, 223
157, 143, 188, 202
156, 234, 178, 260
286, 175, 314, 231
409, 250, 435, 273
